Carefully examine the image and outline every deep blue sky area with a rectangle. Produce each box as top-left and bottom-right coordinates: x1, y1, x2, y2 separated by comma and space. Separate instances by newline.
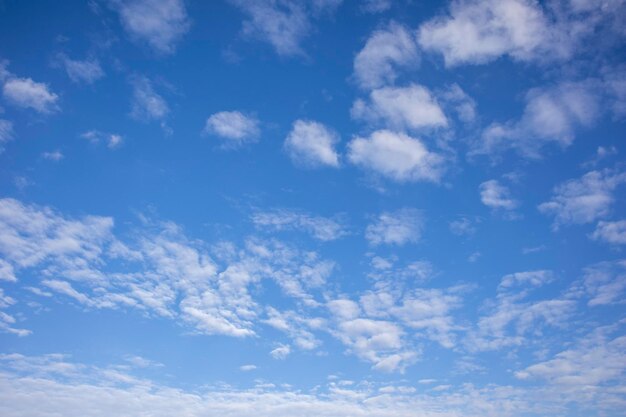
0, 1, 625, 416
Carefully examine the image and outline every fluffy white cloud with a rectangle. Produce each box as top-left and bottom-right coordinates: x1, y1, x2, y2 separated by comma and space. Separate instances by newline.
417, 0, 571, 66
438, 84, 477, 123
538, 169, 626, 227
204, 111, 260, 148
365, 208, 423, 246
353, 23, 418, 90
270, 343, 291, 359
130, 76, 168, 121
251, 208, 348, 241
3, 77, 59, 114
347, 130, 445, 182
592, 220, 626, 245
473, 82, 599, 158
351, 84, 448, 130
111, 0, 190, 54
479, 180, 518, 210
448, 217, 478, 236
57, 54, 104, 84
284, 120, 340, 168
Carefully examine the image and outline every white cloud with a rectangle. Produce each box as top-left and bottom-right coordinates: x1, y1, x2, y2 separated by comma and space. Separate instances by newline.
448, 217, 478, 236
204, 111, 260, 148
0, 119, 14, 144
580, 260, 626, 306
479, 180, 518, 210
41, 150, 64, 161
466, 270, 576, 352
438, 84, 477, 123
130, 76, 168, 121
347, 130, 445, 182
473, 82, 599, 158
351, 84, 448, 130
3, 77, 59, 114
515, 327, 626, 405
231, 0, 311, 56
417, 0, 571, 66
0, 353, 571, 417
270, 343, 291, 359
239, 364, 257, 371
0, 198, 336, 339
592, 220, 626, 245
111, 0, 190, 55
365, 208, 423, 246
284, 120, 340, 168
251, 209, 348, 241
81, 130, 124, 149
538, 169, 626, 227
353, 23, 418, 90
57, 54, 104, 84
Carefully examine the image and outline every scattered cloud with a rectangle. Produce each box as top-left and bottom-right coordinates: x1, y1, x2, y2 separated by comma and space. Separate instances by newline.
111, 0, 190, 55
129, 76, 168, 122
417, 0, 573, 66
41, 150, 64, 161
56, 54, 104, 84
473, 82, 599, 158
204, 111, 260, 148
3, 77, 58, 114
538, 169, 626, 228
347, 130, 445, 182
353, 23, 418, 90
479, 180, 518, 210
284, 119, 340, 168
365, 208, 423, 246
351, 84, 448, 131
81, 130, 124, 149
592, 220, 626, 245
251, 208, 348, 241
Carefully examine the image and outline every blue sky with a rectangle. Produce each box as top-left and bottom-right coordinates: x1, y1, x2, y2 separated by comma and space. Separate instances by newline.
0, 0, 625, 415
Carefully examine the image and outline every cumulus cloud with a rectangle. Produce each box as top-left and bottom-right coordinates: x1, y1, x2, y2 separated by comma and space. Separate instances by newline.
538, 169, 626, 228
351, 84, 448, 130
270, 344, 291, 359
592, 220, 626, 245
204, 111, 260, 148
56, 54, 104, 84
130, 76, 168, 121
473, 82, 599, 158
251, 208, 348, 241
2, 77, 59, 114
479, 180, 518, 210
353, 23, 418, 90
284, 120, 340, 168
347, 130, 445, 182
417, 0, 572, 66
111, 0, 190, 55
365, 208, 423, 246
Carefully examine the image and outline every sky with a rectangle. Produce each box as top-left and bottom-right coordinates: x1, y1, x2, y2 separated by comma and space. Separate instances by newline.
0, 0, 625, 416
